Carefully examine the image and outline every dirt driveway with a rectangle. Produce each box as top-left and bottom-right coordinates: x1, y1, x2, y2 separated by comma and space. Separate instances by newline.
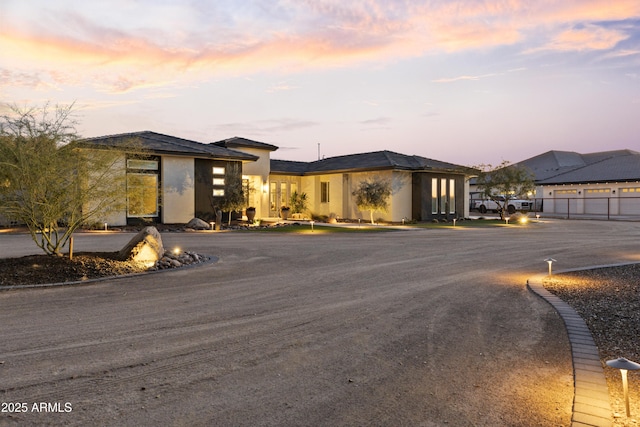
1, 220, 639, 426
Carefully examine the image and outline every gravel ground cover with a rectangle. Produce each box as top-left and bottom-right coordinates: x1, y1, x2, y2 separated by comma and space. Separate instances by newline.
544, 263, 640, 426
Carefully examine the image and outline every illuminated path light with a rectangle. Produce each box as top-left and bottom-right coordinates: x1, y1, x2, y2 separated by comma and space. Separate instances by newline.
544, 258, 556, 276
606, 357, 640, 418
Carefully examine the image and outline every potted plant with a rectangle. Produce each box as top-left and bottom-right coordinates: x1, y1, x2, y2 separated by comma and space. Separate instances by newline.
290, 191, 308, 219
280, 206, 290, 220
246, 207, 256, 223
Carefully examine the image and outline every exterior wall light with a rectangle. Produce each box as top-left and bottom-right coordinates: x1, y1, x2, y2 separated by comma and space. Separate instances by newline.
544, 258, 556, 276
262, 181, 268, 194
606, 357, 640, 418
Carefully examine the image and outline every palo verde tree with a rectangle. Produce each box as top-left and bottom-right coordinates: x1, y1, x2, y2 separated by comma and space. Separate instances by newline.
352, 178, 392, 224
0, 103, 130, 256
474, 160, 536, 219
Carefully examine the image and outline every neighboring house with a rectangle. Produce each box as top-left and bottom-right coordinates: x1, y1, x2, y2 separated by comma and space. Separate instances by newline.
515, 149, 640, 217
80, 131, 258, 226
79, 132, 474, 225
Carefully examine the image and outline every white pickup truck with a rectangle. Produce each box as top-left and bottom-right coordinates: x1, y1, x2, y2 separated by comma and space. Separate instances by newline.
472, 196, 533, 214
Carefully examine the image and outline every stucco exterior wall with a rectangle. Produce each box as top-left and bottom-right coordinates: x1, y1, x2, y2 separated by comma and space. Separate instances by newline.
162, 156, 195, 224
297, 170, 410, 222
347, 170, 408, 222
237, 147, 271, 181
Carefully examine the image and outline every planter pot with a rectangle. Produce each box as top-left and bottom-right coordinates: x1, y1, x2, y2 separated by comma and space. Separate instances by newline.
281, 209, 290, 220
246, 208, 256, 223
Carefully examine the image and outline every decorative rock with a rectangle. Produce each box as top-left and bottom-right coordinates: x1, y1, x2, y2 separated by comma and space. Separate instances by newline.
186, 217, 211, 230
118, 226, 165, 263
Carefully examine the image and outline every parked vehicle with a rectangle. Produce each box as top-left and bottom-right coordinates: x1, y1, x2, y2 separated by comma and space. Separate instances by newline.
472, 196, 532, 214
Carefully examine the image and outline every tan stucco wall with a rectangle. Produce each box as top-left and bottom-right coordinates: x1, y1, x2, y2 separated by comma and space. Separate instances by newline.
162, 156, 195, 223
296, 170, 411, 222
236, 147, 271, 181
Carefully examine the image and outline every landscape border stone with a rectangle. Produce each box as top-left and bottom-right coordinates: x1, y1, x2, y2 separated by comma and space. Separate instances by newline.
527, 262, 640, 427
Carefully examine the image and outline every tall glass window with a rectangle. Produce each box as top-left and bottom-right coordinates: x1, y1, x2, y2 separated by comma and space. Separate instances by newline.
431, 178, 438, 214
321, 182, 330, 203
449, 179, 456, 214
270, 182, 277, 211
126, 157, 159, 218
440, 178, 447, 214
280, 182, 287, 207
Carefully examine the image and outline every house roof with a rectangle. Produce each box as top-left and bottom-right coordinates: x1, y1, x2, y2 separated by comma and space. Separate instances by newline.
271, 150, 473, 175
80, 131, 258, 161
516, 149, 640, 184
212, 136, 279, 152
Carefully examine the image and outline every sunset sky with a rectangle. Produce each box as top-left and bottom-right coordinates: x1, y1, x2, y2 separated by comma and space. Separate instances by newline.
1, 1, 639, 166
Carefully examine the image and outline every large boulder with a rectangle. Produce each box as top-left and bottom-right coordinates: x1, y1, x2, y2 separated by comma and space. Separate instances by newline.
186, 217, 211, 230
118, 226, 164, 264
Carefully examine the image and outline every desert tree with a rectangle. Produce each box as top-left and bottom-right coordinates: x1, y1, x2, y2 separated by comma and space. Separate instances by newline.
0, 103, 131, 256
217, 162, 246, 225
474, 160, 536, 219
352, 178, 392, 224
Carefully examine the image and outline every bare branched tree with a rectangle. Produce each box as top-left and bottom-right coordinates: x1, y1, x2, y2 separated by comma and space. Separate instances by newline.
0, 103, 130, 255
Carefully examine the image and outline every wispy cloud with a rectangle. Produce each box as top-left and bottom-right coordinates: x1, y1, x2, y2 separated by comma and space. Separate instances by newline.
431, 73, 500, 83
266, 82, 300, 93
525, 24, 629, 53
360, 117, 392, 125
215, 118, 320, 135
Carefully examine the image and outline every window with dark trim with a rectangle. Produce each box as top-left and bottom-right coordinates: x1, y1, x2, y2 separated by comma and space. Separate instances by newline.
321, 181, 330, 203
126, 157, 159, 218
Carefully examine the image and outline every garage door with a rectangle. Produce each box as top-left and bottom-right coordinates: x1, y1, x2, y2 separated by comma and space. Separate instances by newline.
620, 188, 640, 215
554, 189, 577, 214
584, 189, 611, 215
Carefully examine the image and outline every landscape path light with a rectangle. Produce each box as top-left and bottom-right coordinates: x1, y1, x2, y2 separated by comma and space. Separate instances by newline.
544, 258, 556, 276
310, 220, 314, 232
606, 357, 640, 418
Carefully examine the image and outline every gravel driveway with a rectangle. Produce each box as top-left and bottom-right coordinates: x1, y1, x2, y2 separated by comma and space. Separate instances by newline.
1, 220, 639, 426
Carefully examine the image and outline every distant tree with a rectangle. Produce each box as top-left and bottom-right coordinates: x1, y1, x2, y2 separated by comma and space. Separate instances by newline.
352, 178, 392, 224
474, 161, 536, 219
0, 103, 130, 256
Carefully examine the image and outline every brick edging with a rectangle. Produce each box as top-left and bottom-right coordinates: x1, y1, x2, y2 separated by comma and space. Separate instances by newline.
527, 274, 612, 427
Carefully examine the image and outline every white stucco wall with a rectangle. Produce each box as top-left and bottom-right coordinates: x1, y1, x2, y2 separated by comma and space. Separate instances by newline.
162, 156, 195, 223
